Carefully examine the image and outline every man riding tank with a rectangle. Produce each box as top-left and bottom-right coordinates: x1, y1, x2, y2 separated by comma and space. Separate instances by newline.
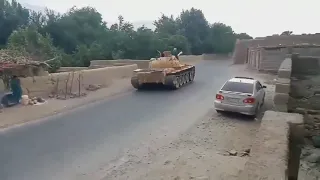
172, 48, 179, 60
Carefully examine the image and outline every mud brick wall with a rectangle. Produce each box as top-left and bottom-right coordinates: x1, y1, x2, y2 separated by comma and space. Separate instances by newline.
233, 34, 320, 64
289, 54, 320, 111
259, 48, 287, 72
20, 64, 138, 97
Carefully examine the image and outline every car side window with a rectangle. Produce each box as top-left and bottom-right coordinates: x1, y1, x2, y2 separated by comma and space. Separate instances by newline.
256, 81, 263, 91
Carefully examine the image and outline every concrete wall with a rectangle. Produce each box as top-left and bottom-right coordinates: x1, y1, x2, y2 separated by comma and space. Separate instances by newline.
238, 111, 303, 180
89, 54, 229, 70
57, 67, 88, 72
273, 56, 292, 112
289, 54, 320, 111
90, 60, 150, 69
20, 64, 138, 97
233, 34, 320, 64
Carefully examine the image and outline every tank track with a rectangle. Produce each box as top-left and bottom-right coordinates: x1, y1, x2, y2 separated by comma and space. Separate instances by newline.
131, 66, 195, 90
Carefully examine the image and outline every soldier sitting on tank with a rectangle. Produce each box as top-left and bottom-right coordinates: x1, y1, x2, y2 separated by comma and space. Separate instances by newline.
172, 48, 179, 60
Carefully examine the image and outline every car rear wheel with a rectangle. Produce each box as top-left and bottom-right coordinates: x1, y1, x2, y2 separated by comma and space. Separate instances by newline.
250, 105, 259, 119
261, 94, 265, 106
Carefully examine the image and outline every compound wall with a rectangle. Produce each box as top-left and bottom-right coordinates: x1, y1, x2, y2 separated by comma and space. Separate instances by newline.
233, 34, 320, 64
20, 64, 138, 97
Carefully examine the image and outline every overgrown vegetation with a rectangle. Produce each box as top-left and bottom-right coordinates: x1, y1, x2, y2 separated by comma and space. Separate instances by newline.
0, 0, 253, 72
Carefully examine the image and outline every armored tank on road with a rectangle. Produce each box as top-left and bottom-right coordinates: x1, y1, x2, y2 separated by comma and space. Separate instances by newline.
131, 51, 195, 90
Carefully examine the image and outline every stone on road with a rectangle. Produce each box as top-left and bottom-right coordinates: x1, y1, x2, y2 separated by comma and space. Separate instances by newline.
0, 60, 234, 180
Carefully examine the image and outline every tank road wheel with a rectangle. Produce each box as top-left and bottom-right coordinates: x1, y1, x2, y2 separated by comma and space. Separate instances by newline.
178, 75, 184, 86
184, 73, 189, 84
131, 77, 141, 90
189, 70, 194, 82
172, 76, 180, 89
181, 74, 185, 85
165, 75, 180, 89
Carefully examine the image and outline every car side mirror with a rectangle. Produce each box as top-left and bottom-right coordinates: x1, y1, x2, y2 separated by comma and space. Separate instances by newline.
262, 85, 267, 88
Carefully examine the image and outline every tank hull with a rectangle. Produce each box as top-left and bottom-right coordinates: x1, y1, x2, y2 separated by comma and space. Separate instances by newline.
131, 65, 195, 90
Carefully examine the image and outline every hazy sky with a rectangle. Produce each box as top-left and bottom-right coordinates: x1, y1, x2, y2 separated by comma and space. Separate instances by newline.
19, 0, 320, 37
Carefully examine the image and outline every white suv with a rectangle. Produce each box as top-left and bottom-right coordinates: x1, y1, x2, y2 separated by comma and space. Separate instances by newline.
214, 77, 266, 118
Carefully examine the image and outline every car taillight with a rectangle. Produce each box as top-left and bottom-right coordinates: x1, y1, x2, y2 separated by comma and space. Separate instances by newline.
216, 94, 224, 100
243, 97, 255, 104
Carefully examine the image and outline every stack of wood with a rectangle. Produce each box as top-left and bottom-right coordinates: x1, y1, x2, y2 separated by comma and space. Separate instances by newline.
0, 49, 51, 75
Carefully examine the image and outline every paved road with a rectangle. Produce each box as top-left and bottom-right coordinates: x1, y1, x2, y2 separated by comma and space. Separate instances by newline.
0, 60, 233, 180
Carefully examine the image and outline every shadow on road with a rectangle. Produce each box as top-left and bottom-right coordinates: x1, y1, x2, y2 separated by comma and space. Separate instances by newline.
132, 82, 199, 93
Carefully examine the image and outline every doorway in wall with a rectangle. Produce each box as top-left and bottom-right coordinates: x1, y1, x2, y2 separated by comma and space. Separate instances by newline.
245, 48, 249, 63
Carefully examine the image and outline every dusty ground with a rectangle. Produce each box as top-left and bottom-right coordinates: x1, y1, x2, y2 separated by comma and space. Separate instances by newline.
298, 113, 320, 180
299, 145, 320, 180
99, 64, 277, 180
0, 78, 132, 129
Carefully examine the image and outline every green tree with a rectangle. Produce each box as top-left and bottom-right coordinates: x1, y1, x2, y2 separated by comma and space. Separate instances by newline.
0, 4, 254, 68
281, 31, 293, 36
154, 14, 180, 37
206, 23, 236, 54
178, 8, 210, 55
0, 0, 30, 48
7, 26, 62, 72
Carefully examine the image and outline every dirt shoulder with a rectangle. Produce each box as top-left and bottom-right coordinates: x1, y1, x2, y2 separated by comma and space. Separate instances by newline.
100, 65, 277, 180
0, 78, 133, 129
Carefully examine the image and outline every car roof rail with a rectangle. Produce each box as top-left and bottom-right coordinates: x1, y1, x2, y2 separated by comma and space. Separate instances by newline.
234, 76, 254, 80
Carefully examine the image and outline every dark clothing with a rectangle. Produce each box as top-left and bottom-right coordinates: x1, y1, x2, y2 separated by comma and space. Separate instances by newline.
172, 49, 179, 60
10, 78, 22, 103
172, 49, 178, 57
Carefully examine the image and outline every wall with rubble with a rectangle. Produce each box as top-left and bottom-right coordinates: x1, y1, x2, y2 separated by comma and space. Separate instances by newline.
20, 64, 138, 98
289, 54, 320, 111
239, 56, 305, 180
233, 34, 320, 64
237, 111, 303, 180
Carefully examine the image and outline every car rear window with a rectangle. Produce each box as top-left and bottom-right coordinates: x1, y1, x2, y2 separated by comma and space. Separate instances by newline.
221, 81, 254, 94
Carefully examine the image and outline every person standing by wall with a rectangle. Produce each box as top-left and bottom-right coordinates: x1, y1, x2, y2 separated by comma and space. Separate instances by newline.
10, 75, 22, 104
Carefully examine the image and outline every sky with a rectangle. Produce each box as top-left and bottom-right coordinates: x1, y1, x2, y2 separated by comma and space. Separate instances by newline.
18, 0, 320, 38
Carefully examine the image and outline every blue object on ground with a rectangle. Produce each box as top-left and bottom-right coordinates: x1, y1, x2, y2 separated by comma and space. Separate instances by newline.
0, 76, 22, 107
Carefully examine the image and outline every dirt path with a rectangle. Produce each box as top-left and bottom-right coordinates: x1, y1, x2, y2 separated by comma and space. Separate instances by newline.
0, 78, 133, 129
100, 65, 277, 180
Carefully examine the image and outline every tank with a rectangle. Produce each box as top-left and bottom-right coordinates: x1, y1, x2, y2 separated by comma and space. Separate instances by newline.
131, 51, 195, 90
